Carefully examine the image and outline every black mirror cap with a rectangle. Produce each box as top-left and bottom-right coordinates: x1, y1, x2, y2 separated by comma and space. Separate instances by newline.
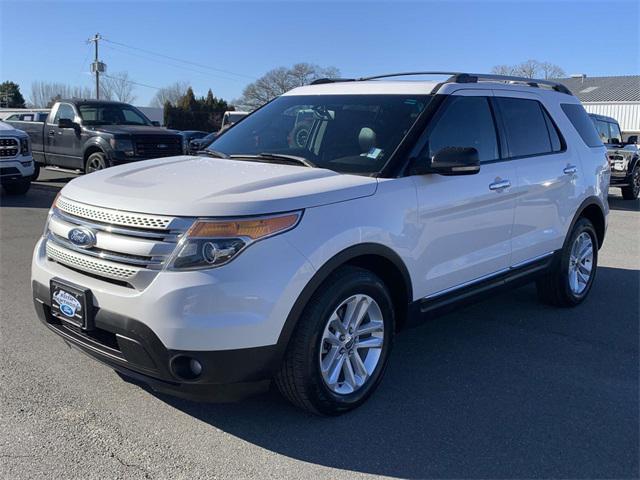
419, 146, 481, 176
151, 121, 160, 127
626, 135, 638, 145
57, 118, 76, 129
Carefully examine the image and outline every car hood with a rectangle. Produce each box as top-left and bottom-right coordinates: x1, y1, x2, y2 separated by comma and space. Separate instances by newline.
61, 156, 378, 217
90, 125, 180, 136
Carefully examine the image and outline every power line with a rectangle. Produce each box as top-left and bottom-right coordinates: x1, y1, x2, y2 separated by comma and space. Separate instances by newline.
101, 73, 161, 90
102, 37, 256, 80
101, 43, 243, 83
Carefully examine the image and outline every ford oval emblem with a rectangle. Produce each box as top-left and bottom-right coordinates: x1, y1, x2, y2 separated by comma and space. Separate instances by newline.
68, 227, 97, 249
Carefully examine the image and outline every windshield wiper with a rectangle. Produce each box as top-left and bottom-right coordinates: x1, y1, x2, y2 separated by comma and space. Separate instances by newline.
197, 149, 230, 159
230, 153, 315, 168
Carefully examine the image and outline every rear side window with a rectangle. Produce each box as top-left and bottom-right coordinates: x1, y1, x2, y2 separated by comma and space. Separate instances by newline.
495, 97, 558, 158
425, 96, 499, 162
561, 104, 602, 147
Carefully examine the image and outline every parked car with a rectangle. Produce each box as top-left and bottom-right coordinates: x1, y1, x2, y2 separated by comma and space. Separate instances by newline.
178, 130, 208, 153
4, 112, 50, 122
32, 72, 609, 415
0, 121, 34, 195
221, 110, 248, 129
589, 113, 639, 200
5, 99, 183, 178
188, 131, 218, 154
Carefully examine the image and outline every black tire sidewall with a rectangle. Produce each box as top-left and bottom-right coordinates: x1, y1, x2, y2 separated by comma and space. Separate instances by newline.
557, 218, 598, 305
3, 179, 31, 195
299, 268, 395, 414
86, 152, 108, 173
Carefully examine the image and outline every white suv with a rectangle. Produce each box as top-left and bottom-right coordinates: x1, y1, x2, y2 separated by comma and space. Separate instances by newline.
32, 73, 609, 415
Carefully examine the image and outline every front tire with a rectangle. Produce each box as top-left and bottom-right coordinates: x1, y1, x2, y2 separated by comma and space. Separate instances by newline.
275, 266, 395, 415
85, 152, 109, 174
536, 217, 598, 307
621, 166, 639, 200
3, 179, 31, 195
32, 162, 41, 181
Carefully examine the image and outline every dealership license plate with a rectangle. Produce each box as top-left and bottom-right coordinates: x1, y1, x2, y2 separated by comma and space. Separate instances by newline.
50, 278, 94, 330
614, 161, 625, 171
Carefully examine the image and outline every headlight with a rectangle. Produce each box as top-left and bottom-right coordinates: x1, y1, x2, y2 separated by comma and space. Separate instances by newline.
167, 211, 302, 270
20, 137, 29, 155
110, 138, 134, 156
43, 192, 61, 237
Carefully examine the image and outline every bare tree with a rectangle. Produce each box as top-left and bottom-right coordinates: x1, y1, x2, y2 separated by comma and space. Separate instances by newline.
149, 81, 190, 107
491, 60, 566, 79
539, 62, 566, 79
30, 81, 93, 108
236, 63, 340, 111
100, 72, 136, 103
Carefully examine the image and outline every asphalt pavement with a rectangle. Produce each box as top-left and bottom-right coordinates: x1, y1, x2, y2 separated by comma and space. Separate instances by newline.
1, 169, 638, 479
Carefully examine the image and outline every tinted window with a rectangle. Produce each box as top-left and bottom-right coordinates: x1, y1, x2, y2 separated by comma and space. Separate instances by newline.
562, 104, 602, 147
496, 97, 552, 157
595, 120, 610, 143
54, 104, 75, 123
425, 96, 498, 162
542, 109, 563, 152
608, 122, 622, 143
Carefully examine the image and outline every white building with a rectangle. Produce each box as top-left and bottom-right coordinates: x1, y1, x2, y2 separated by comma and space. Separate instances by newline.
558, 75, 640, 138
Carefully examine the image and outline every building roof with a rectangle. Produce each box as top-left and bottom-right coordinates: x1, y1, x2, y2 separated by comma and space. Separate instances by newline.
557, 75, 640, 103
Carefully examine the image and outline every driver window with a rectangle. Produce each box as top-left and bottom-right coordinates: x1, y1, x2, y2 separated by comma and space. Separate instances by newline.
608, 122, 622, 143
54, 104, 75, 123
425, 96, 498, 162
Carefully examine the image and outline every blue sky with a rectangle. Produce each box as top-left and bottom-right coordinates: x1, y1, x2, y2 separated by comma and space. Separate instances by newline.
1, 0, 638, 106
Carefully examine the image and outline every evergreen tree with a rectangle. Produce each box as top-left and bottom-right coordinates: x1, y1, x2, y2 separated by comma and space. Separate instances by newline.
0, 81, 26, 108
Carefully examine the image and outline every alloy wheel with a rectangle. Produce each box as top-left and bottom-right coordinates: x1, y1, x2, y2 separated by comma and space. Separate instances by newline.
568, 232, 594, 295
319, 294, 385, 395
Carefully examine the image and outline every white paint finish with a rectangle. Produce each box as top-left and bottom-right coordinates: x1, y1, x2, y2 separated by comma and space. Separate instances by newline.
284, 81, 440, 96
61, 156, 377, 217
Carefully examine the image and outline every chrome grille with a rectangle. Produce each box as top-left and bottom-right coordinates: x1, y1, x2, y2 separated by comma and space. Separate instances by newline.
0, 137, 19, 158
45, 197, 194, 289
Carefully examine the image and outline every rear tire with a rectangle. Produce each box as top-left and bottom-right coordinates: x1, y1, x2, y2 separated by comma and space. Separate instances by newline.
275, 266, 395, 415
536, 217, 598, 307
3, 179, 31, 195
85, 152, 109, 174
621, 166, 639, 200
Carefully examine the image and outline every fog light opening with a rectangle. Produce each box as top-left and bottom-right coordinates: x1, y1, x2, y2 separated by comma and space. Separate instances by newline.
170, 355, 203, 380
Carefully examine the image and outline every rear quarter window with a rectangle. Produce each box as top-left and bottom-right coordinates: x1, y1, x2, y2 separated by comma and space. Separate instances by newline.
561, 104, 602, 147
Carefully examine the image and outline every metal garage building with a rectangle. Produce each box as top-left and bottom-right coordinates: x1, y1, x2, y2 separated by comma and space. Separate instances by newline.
558, 75, 640, 138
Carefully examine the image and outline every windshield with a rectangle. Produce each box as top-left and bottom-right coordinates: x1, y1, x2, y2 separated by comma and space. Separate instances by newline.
208, 94, 431, 175
78, 104, 151, 126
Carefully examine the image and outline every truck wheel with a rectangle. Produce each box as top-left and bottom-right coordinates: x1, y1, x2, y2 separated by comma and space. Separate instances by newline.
32, 163, 41, 181
3, 179, 31, 195
275, 266, 395, 415
85, 152, 109, 174
621, 166, 639, 200
536, 217, 598, 307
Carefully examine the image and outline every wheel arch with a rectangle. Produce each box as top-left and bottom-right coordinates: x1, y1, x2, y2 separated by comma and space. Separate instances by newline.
274, 243, 413, 362
83, 139, 110, 166
569, 197, 607, 249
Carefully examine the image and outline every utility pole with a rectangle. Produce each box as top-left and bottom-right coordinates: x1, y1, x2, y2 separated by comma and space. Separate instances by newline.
88, 33, 106, 100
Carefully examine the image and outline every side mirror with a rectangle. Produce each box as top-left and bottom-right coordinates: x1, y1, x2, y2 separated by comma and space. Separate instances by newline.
57, 118, 76, 129
626, 135, 638, 145
414, 147, 480, 175
151, 121, 160, 127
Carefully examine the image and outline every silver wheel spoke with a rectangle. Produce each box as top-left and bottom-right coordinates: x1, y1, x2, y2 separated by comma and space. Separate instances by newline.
356, 336, 384, 349
356, 320, 384, 336
327, 354, 346, 386
344, 295, 370, 331
351, 351, 369, 380
321, 346, 341, 374
329, 313, 347, 335
342, 357, 357, 390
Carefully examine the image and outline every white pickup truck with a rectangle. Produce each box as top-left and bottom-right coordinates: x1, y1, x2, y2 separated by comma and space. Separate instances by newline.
0, 121, 34, 195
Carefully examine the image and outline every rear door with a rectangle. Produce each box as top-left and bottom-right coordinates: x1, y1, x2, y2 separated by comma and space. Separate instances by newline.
411, 89, 517, 298
492, 91, 581, 266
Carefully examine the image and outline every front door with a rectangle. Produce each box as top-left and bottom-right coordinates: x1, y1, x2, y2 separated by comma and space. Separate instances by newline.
411, 89, 517, 298
47, 103, 83, 168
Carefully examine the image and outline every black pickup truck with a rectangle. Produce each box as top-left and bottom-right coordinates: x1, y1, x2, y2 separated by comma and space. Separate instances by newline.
5, 99, 183, 178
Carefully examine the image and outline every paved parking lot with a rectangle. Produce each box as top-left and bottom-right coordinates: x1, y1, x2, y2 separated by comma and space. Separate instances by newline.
1, 169, 638, 479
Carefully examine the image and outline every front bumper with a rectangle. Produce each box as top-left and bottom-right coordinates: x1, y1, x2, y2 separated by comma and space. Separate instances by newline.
0, 156, 34, 185
32, 280, 274, 400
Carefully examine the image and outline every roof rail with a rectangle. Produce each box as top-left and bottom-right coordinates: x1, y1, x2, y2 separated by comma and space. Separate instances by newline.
309, 72, 573, 95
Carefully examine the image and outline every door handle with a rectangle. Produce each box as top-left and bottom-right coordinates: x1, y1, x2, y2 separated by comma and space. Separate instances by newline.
563, 165, 578, 175
489, 179, 511, 191
48, 130, 55, 136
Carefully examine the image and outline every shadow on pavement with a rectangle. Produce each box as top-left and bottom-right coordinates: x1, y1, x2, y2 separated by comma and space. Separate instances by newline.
0, 186, 58, 209
148, 266, 639, 479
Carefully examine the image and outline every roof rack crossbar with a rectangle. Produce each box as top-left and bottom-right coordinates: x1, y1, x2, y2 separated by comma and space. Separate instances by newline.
309, 71, 573, 95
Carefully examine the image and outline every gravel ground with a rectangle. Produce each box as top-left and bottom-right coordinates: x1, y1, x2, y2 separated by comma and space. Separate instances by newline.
1, 170, 638, 479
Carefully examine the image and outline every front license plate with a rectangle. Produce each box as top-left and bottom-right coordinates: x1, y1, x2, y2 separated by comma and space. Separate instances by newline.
614, 161, 625, 171
50, 278, 94, 330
